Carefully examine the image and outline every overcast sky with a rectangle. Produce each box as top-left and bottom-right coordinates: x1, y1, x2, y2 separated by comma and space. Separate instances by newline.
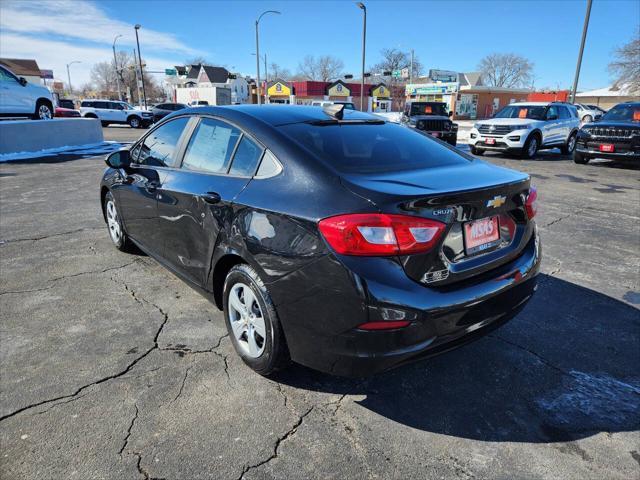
1, 0, 638, 90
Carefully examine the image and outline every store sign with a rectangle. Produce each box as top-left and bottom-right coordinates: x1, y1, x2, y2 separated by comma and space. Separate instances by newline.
327, 82, 351, 97
165, 68, 177, 76
405, 82, 458, 96
267, 81, 291, 96
429, 69, 458, 83
455, 93, 478, 119
371, 85, 389, 98
40, 69, 54, 79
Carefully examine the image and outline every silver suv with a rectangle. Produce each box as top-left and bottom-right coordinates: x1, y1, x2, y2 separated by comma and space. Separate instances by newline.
80, 100, 153, 128
468, 102, 580, 158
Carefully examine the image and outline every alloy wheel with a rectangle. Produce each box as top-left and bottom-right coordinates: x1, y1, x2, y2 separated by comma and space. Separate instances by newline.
228, 283, 266, 358
568, 135, 576, 153
38, 105, 52, 119
106, 200, 122, 244
528, 138, 538, 157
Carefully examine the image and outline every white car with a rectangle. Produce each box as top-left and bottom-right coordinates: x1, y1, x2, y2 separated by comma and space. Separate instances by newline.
79, 100, 154, 128
574, 103, 603, 123
0, 65, 54, 119
468, 102, 580, 159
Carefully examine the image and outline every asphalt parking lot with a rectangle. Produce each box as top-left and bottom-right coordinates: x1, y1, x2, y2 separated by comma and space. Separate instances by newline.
1, 131, 639, 479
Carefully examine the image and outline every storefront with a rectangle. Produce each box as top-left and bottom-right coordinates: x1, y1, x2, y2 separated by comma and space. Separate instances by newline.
265, 79, 293, 104
405, 82, 459, 114
368, 84, 392, 113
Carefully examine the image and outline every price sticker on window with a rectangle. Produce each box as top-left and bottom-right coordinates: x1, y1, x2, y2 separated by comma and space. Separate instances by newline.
518, 109, 528, 119
633, 110, 640, 122
424, 106, 432, 114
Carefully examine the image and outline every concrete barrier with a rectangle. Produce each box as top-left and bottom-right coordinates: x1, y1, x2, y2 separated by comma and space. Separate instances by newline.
0, 118, 103, 155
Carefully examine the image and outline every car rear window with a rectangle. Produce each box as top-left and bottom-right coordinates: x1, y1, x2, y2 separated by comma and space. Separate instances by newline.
280, 122, 470, 174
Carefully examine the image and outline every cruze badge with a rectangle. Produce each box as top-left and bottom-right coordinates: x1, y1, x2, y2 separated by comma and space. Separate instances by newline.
487, 195, 506, 208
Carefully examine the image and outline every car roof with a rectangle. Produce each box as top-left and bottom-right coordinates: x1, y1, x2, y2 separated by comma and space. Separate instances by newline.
83, 99, 125, 103
185, 105, 379, 127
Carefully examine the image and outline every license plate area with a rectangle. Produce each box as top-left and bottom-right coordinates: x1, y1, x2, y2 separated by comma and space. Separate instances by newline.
463, 216, 501, 255
485, 137, 496, 145
599, 143, 615, 153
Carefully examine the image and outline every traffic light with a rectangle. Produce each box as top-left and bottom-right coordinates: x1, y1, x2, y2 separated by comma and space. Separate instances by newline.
344, 74, 354, 79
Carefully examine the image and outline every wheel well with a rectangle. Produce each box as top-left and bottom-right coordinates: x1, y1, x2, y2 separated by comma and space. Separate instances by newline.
212, 254, 245, 310
100, 187, 109, 222
85, 113, 98, 118
36, 98, 52, 108
127, 115, 141, 122
527, 130, 542, 143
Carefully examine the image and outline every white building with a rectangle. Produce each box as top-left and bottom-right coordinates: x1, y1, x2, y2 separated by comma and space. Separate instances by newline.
576, 84, 639, 110
175, 64, 250, 104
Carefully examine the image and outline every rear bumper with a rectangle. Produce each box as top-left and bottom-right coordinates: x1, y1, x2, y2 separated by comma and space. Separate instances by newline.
273, 230, 541, 377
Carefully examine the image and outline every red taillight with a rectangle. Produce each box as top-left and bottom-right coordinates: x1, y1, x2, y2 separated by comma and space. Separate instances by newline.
357, 320, 411, 330
525, 186, 537, 219
318, 213, 446, 256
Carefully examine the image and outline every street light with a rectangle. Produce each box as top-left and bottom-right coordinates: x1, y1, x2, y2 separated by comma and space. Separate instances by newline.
255, 10, 280, 105
66, 61, 81, 95
356, 2, 366, 111
251, 53, 267, 82
570, 0, 593, 103
134, 24, 147, 109
112, 34, 123, 101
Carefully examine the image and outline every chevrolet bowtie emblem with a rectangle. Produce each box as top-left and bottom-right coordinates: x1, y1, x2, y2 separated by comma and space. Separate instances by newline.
487, 195, 506, 208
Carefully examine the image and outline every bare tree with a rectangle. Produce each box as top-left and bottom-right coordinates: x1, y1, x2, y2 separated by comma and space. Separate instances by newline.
89, 51, 163, 102
477, 53, 534, 88
296, 55, 344, 82
609, 29, 640, 93
373, 48, 423, 81
269, 63, 292, 80
185, 56, 210, 66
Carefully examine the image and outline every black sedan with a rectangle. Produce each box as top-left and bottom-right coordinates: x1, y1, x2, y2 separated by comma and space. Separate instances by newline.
100, 105, 541, 377
574, 102, 640, 164
150, 102, 187, 122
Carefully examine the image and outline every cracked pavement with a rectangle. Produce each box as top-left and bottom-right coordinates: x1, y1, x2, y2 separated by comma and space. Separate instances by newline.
1, 146, 639, 479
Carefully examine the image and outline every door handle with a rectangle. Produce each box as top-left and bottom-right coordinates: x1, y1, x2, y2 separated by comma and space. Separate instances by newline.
145, 181, 160, 193
201, 192, 221, 204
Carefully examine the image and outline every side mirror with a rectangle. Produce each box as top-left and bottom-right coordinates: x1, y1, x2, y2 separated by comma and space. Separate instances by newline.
105, 150, 131, 169
448, 111, 453, 117
19, 77, 27, 86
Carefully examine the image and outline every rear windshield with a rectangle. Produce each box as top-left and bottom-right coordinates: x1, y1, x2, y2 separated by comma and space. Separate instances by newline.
280, 122, 470, 174
409, 103, 448, 116
602, 104, 640, 122
494, 105, 546, 120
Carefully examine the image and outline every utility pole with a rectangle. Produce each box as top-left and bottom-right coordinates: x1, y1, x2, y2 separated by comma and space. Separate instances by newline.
570, 0, 592, 103
357, 2, 367, 111
134, 24, 147, 109
66, 61, 81, 95
255, 10, 281, 105
133, 49, 142, 107
410, 49, 414, 84
112, 34, 123, 101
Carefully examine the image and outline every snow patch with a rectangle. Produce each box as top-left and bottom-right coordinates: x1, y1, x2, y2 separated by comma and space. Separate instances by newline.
0, 142, 125, 162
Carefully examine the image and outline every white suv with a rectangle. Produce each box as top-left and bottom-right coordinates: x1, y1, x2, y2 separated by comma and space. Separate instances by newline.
0, 65, 54, 119
574, 103, 603, 123
80, 100, 153, 128
469, 102, 580, 158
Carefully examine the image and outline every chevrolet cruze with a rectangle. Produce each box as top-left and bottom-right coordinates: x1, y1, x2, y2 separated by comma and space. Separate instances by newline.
100, 105, 541, 377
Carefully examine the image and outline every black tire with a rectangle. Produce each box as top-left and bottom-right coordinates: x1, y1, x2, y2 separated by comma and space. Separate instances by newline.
101, 121, 110, 127
128, 116, 142, 128
470, 146, 483, 156
573, 151, 589, 164
223, 264, 290, 376
103, 191, 133, 252
33, 100, 53, 120
561, 132, 577, 155
448, 140, 457, 147
85, 113, 98, 119
521, 133, 540, 159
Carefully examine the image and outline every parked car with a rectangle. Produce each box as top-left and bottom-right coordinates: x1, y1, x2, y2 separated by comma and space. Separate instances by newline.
401, 101, 458, 146
80, 100, 153, 128
150, 102, 187, 122
54, 106, 80, 118
100, 105, 540, 377
574, 101, 640, 164
0, 65, 54, 119
310, 100, 356, 110
189, 100, 209, 107
469, 102, 580, 158
58, 99, 76, 110
574, 103, 603, 123
586, 104, 607, 115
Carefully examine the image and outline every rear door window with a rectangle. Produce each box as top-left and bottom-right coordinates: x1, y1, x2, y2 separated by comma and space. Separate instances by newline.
134, 117, 190, 167
228, 136, 263, 176
281, 122, 469, 174
181, 117, 241, 174
558, 106, 570, 119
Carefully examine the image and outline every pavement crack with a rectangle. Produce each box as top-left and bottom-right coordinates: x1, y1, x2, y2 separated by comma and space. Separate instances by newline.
213, 351, 231, 383
0, 280, 170, 422
119, 404, 139, 455
237, 406, 314, 480
0, 260, 139, 296
489, 334, 568, 376
541, 209, 583, 229
0, 226, 103, 244
171, 366, 192, 404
